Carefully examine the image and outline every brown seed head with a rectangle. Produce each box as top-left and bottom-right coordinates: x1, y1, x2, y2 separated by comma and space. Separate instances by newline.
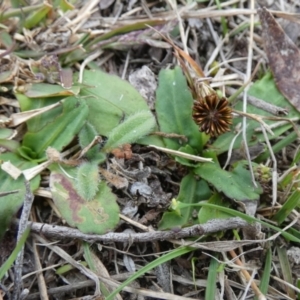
193, 93, 232, 137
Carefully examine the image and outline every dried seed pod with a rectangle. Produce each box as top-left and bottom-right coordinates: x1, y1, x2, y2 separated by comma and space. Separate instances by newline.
193, 92, 232, 137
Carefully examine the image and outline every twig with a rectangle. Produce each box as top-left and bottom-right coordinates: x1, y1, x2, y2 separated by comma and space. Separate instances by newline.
228, 250, 266, 299
233, 109, 300, 139
223, 128, 242, 169
119, 213, 152, 232
208, 57, 247, 78
0, 42, 16, 58
151, 131, 188, 142
12, 181, 34, 300
20, 218, 249, 243
149, 145, 213, 163
27, 276, 198, 300
141, 0, 153, 19
254, 117, 299, 132
121, 50, 131, 80
226, 87, 289, 115
0, 284, 11, 300
32, 242, 49, 300
278, 165, 298, 183
241, 269, 257, 300
271, 275, 300, 295
78, 49, 103, 84
242, 0, 256, 188
26, 280, 95, 300
204, 18, 226, 74
233, 110, 274, 135
33, 235, 101, 296
0, 190, 19, 197
68, 0, 99, 29
259, 124, 277, 206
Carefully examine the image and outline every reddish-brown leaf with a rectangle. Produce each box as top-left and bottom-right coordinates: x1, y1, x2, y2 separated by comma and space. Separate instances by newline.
258, 7, 300, 112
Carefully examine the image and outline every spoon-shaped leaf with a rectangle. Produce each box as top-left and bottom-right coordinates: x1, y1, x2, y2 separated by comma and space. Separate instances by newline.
50, 164, 119, 234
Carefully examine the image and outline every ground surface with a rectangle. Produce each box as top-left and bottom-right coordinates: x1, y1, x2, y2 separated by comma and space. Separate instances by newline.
1, 0, 300, 300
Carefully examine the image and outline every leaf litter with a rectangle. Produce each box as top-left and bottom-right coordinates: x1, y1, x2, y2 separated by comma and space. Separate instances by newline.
258, 7, 300, 112
1, 1, 300, 300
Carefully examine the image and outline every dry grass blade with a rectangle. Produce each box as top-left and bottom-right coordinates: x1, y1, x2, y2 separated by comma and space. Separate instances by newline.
33, 235, 101, 296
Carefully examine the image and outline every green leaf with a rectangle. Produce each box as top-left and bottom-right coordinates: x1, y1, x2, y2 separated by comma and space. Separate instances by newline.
155, 66, 204, 152
18, 83, 80, 98
71, 69, 163, 147
78, 122, 99, 159
0, 31, 14, 48
0, 139, 20, 152
198, 193, 232, 224
0, 153, 40, 240
175, 145, 198, 167
21, 97, 88, 160
76, 162, 100, 201
16, 94, 63, 132
79, 70, 161, 147
195, 162, 262, 201
0, 128, 15, 139
158, 173, 211, 230
103, 110, 156, 152
49, 164, 119, 234
213, 72, 300, 155
55, 261, 87, 275
59, 0, 74, 12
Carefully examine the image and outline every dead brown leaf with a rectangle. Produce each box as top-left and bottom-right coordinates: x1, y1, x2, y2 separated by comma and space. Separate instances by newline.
99, 167, 128, 189
111, 144, 132, 159
258, 7, 300, 112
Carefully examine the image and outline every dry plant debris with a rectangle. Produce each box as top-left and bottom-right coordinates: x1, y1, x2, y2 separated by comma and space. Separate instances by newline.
1, 1, 300, 300
258, 7, 300, 112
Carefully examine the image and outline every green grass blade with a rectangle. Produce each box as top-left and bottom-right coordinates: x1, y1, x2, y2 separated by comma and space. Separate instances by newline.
256, 131, 298, 162
255, 247, 271, 299
277, 246, 295, 298
24, 3, 52, 29
0, 4, 44, 22
178, 202, 300, 243
214, 0, 227, 35
292, 149, 300, 165
106, 246, 193, 300
205, 255, 219, 300
287, 227, 300, 240
0, 227, 30, 280
272, 188, 300, 224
